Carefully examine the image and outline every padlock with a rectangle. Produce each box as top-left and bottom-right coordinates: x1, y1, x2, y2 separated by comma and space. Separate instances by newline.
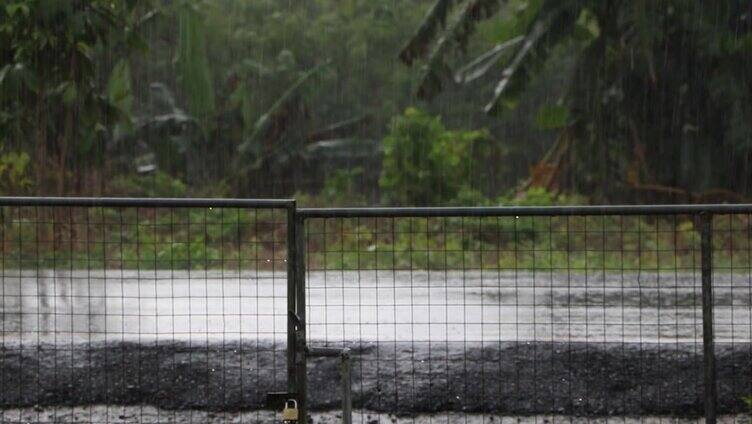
281, 399, 299, 422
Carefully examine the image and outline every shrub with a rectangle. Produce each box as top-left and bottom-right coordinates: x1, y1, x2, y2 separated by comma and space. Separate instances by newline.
379, 107, 488, 206
0, 151, 32, 195
109, 171, 187, 197
496, 187, 587, 207
320, 167, 366, 206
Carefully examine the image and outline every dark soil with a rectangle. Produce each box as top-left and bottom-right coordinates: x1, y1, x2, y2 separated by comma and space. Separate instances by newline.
1, 341, 749, 416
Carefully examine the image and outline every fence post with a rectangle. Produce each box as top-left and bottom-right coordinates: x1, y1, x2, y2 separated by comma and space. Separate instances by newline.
341, 349, 352, 424
286, 204, 308, 420
700, 212, 717, 424
294, 212, 308, 422
287, 203, 298, 395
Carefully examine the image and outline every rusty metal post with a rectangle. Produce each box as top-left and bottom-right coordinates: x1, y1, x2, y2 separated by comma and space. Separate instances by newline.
294, 213, 308, 422
341, 349, 352, 424
286, 203, 297, 396
700, 212, 717, 424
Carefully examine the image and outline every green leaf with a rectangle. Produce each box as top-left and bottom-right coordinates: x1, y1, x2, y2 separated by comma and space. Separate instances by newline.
490, 0, 544, 43
454, 36, 524, 83
176, 4, 215, 124
574, 8, 599, 41
76, 42, 93, 61
535, 104, 569, 129
238, 62, 331, 165
399, 0, 460, 65
485, 19, 549, 114
107, 59, 133, 114
415, 0, 505, 99
0, 63, 36, 92
484, 1, 583, 115
5, 3, 30, 18
0, 65, 11, 86
62, 83, 78, 104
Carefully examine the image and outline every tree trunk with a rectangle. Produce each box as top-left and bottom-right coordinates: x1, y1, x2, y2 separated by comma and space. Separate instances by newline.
57, 107, 74, 196
57, 54, 78, 196
34, 83, 48, 195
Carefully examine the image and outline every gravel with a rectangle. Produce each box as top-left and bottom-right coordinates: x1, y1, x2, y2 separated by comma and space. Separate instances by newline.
1, 341, 750, 417
0, 406, 750, 424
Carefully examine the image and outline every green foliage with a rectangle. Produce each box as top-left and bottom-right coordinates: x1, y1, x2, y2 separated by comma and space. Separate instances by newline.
236, 62, 330, 171
0, 151, 32, 194
107, 60, 134, 117
380, 107, 488, 205
398, 0, 504, 95
744, 395, 752, 413
304, 210, 746, 271
109, 171, 187, 197
320, 167, 366, 206
117, 208, 255, 269
501, 186, 556, 206
0, 206, 271, 270
118, 0, 439, 196
175, 0, 215, 125
496, 187, 585, 207
535, 104, 569, 130
489, 187, 584, 237
573, 7, 599, 41
0, 0, 154, 194
453, 186, 491, 206
401, 0, 752, 200
4, 0, 750, 204
295, 167, 367, 207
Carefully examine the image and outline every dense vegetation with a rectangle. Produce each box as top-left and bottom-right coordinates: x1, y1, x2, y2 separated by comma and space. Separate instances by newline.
0, 0, 750, 205
402, 0, 752, 202
1, 0, 431, 200
1, 2, 750, 408
3, 0, 750, 274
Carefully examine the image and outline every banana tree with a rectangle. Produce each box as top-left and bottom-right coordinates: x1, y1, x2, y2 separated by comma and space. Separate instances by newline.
0, 0, 155, 195
400, 0, 752, 200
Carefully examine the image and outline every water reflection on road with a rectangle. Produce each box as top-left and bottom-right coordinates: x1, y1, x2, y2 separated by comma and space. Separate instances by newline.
1, 270, 750, 344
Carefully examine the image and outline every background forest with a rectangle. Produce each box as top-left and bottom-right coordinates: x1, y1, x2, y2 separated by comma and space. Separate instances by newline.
1, 0, 751, 206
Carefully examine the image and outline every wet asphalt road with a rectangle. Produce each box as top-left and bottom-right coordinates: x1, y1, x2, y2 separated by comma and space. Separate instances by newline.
2, 270, 750, 344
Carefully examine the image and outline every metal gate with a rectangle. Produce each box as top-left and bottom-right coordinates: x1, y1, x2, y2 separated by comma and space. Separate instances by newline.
295, 205, 752, 424
2, 199, 752, 424
0, 197, 296, 423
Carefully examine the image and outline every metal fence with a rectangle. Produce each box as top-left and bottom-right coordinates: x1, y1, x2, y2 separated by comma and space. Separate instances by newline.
1, 200, 751, 424
297, 206, 752, 424
0, 198, 295, 423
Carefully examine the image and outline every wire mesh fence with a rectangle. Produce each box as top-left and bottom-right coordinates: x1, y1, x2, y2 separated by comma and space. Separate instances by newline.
0, 199, 293, 423
301, 211, 752, 423
1, 201, 751, 424
711, 213, 752, 422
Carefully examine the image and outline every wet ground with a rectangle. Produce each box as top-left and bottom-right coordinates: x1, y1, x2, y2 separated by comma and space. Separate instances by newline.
1, 405, 750, 424
1, 270, 751, 418
2, 270, 750, 344
0, 340, 750, 416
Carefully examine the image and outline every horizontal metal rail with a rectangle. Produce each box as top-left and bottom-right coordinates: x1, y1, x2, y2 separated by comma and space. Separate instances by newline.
2, 198, 750, 215
0, 197, 295, 209
2, 196, 747, 424
299, 204, 752, 218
